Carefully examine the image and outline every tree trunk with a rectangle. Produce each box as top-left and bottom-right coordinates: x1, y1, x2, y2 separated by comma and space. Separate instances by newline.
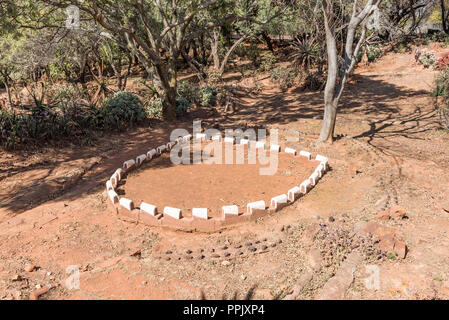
318, 1, 339, 143
154, 60, 177, 121
210, 29, 220, 70
261, 32, 274, 52
318, 0, 379, 143
4, 80, 13, 110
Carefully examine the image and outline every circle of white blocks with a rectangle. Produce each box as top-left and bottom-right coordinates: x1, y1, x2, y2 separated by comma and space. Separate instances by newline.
105, 134, 330, 226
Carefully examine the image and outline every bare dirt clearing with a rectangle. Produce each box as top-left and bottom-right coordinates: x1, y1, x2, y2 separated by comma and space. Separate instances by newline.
1, 47, 449, 300
121, 145, 318, 217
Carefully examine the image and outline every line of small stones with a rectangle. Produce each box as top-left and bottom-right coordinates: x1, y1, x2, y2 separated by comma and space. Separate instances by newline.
152, 225, 294, 262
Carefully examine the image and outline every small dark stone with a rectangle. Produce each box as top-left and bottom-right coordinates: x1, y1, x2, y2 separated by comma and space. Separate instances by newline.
197, 255, 205, 260
234, 244, 242, 249
221, 246, 228, 250
185, 255, 193, 260
224, 252, 231, 257
237, 251, 244, 255
165, 250, 173, 255
165, 257, 171, 261
270, 243, 277, 248
278, 239, 283, 244
262, 245, 268, 250
245, 242, 252, 247
211, 254, 220, 258
186, 250, 192, 254
263, 238, 268, 242
329, 216, 335, 222
208, 248, 215, 253
255, 240, 260, 244
197, 248, 204, 253
248, 247, 257, 252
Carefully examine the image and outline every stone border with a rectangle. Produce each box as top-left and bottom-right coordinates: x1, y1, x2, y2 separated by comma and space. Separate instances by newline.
105, 134, 330, 232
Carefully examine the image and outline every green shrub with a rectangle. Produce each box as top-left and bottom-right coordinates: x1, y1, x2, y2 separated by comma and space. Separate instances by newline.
418, 50, 436, 69
433, 66, 449, 129
247, 43, 261, 68
260, 52, 277, 72
303, 72, 326, 91
101, 91, 146, 130
366, 44, 383, 62
177, 80, 199, 104
279, 71, 295, 92
146, 98, 163, 118
200, 86, 217, 106
175, 97, 191, 116
270, 67, 282, 82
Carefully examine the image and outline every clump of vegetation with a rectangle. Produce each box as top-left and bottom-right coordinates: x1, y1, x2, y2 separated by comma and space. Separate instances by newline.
366, 44, 384, 62
302, 71, 326, 91
270, 67, 295, 92
175, 97, 191, 116
177, 80, 199, 104
146, 98, 163, 118
247, 43, 261, 68
101, 91, 146, 130
418, 50, 436, 69
432, 66, 449, 129
201, 86, 218, 106
260, 52, 277, 72
291, 38, 320, 74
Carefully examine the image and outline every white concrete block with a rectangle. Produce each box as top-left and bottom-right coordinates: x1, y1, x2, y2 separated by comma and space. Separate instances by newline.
114, 168, 123, 181
316, 154, 329, 168
300, 150, 312, 160
309, 170, 320, 186
270, 194, 288, 209
123, 159, 135, 170
163, 206, 182, 219
108, 190, 119, 204
156, 145, 167, 154
315, 165, 324, 178
106, 180, 114, 191
183, 134, 192, 141
300, 180, 311, 194
140, 202, 157, 216
270, 144, 281, 152
212, 135, 222, 142
222, 205, 239, 215
192, 208, 208, 220
136, 154, 147, 166
110, 174, 118, 188
147, 149, 157, 160
224, 137, 235, 144
166, 141, 176, 150
316, 154, 328, 163
255, 141, 266, 149
247, 200, 266, 214
285, 147, 297, 155
288, 186, 301, 201
119, 198, 134, 211
239, 138, 249, 145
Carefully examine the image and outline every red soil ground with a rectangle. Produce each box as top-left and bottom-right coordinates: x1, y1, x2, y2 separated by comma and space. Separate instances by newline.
0, 43, 449, 300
